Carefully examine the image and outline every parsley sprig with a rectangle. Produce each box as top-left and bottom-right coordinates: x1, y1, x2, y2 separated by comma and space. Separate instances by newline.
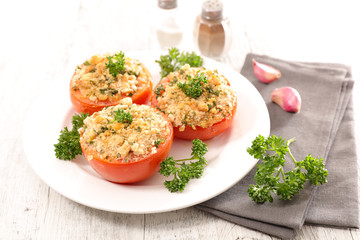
159, 139, 208, 192
155, 48, 203, 78
106, 51, 126, 77
247, 135, 328, 203
177, 72, 208, 99
54, 113, 89, 160
112, 109, 133, 124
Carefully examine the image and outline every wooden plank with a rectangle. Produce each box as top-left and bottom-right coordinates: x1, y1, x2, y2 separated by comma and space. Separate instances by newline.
144, 208, 275, 240
38, 191, 144, 240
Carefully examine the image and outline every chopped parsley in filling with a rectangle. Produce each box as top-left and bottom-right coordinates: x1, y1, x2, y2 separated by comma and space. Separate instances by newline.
154, 64, 237, 131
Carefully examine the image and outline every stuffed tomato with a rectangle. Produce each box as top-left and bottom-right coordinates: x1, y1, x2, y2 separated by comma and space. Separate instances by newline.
151, 64, 237, 140
79, 98, 173, 183
70, 52, 152, 114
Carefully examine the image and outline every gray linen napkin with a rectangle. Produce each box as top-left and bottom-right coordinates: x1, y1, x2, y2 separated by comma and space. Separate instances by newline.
196, 53, 358, 239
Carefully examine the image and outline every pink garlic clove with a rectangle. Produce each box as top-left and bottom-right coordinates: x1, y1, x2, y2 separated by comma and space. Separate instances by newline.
252, 59, 281, 83
271, 87, 302, 113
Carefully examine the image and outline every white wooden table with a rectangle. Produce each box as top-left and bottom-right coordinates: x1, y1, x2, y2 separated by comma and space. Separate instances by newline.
1, 0, 359, 239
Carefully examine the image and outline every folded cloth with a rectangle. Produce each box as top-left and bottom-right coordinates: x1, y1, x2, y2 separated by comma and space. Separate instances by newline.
196, 53, 358, 239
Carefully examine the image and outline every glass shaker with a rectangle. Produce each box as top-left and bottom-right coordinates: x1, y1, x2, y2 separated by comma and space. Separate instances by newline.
153, 0, 183, 49
193, 0, 232, 59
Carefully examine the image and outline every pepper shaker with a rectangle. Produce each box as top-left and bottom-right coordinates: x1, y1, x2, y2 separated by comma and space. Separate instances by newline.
193, 0, 232, 59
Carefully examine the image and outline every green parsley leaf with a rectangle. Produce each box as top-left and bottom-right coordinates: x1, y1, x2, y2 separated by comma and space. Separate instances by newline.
113, 109, 133, 124
106, 51, 126, 77
99, 88, 118, 95
247, 135, 328, 203
247, 185, 274, 203
300, 154, 328, 186
154, 138, 165, 148
54, 113, 89, 160
177, 72, 208, 99
159, 139, 208, 192
154, 84, 165, 98
155, 48, 203, 78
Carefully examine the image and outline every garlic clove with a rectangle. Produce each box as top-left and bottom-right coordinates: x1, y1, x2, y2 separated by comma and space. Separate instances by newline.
252, 59, 281, 84
271, 87, 302, 113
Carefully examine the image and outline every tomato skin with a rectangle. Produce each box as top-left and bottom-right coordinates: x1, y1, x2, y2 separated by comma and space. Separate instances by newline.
70, 65, 153, 115
151, 77, 237, 140
70, 81, 152, 114
172, 100, 237, 140
80, 111, 173, 184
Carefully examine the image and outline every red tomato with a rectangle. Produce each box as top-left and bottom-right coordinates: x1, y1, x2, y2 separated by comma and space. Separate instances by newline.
172, 101, 237, 140
70, 63, 153, 115
80, 111, 174, 184
151, 76, 237, 141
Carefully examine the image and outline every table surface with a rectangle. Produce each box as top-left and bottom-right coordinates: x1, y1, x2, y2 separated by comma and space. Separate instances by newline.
1, 0, 360, 239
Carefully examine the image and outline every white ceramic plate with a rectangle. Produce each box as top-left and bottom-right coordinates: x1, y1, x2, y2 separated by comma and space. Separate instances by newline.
23, 51, 270, 214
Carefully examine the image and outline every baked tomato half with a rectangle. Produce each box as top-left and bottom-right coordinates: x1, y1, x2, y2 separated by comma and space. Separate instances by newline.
70, 52, 153, 115
171, 101, 236, 140
151, 64, 237, 141
79, 98, 173, 183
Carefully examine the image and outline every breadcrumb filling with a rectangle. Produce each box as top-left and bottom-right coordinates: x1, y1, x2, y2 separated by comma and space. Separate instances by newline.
80, 98, 171, 163
71, 53, 150, 102
154, 64, 237, 131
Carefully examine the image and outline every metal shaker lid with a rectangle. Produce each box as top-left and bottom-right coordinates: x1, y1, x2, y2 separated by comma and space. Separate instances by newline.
201, 0, 223, 20
158, 0, 177, 9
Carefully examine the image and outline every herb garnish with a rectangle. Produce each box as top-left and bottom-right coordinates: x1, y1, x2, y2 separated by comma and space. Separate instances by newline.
99, 88, 118, 95
159, 139, 208, 192
113, 109, 133, 124
247, 135, 328, 203
154, 138, 165, 148
155, 48, 203, 78
106, 51, 126, 77
177, 72, 208, 99
205, 86, 220, 96
126, 70, 139, 77
54, 113, 89, 160
154, 84, 165, 98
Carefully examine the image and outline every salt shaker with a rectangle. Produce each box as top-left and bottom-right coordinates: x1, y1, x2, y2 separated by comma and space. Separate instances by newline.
153, 0, 183, 49
193, 0, 232, 59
